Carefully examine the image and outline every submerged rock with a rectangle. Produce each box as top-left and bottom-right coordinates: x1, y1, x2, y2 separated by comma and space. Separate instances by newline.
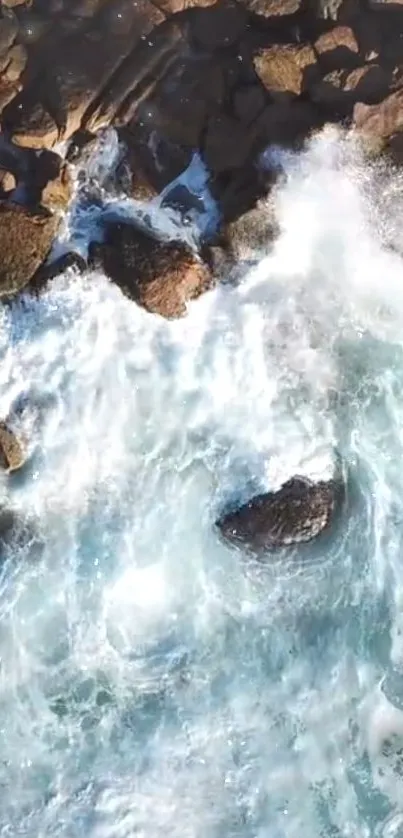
91, 221, 212, 319
216, 474, 344, 553
0, 421, 25, 472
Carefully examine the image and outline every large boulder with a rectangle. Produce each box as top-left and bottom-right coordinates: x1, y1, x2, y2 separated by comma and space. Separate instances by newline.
216, 474, 344, 553
353, 89, 403, 151
92, 221, 213, 318
253, 44, 319, 97
0, 201, 59, 296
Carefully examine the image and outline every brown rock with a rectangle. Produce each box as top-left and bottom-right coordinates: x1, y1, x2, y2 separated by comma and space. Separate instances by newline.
189, 0, 247, 50
239, 0, 302, 16
40, 160, 72, 212
0, 14, 18, 56
314, 26, 359, 72
2, 0, 29, 6
0, 422, 25, 472
151, 0, 215, 12
4, 0, 164, 148
254, 44, 319, 96
94, 222, 212, 319
0, 202, 58, 296
223, 196, 280, 260
3, 44, 27, 83
0, 169, 16, 192
353, 89, 403, 147
216, 474, 344, 553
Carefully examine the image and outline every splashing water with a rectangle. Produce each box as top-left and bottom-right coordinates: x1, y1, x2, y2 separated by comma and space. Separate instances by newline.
2, 126, 403, 837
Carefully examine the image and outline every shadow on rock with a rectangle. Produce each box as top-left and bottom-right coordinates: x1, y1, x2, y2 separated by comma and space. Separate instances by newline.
215, 461, 346, 557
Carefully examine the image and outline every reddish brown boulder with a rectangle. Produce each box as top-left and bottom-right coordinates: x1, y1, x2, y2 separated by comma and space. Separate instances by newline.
314, 25, 359, 72
0, 202, 59, 296
253, 44, 319, 97
0, 422, 25, 473
93, 222, 212, 319
353, 89, 403, 148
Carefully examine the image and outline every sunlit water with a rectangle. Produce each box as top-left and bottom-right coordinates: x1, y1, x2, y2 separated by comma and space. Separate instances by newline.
1, 127, 403, 836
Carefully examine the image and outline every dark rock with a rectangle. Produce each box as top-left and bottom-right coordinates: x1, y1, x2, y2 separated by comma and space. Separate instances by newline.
30, 251, 87, 293
310, 64, 391, 113
0, 201, 58, 296
0, 12, 18, 57
188, 0, 247, 50
203, 112, 257, 174
253, 44, 319, 97
232, 84, 267, 124
92, 221, 212, 318
256, 99, 323, 149
216, 474, 344, 553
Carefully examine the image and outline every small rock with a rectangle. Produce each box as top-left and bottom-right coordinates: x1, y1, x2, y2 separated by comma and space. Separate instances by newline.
92, 222, 212, 319
0, 168, 16, 192
0, 421, 25, 472
0, 201, 59, 296
216, 475, 344, 553
239, 0, 302, 16
253, 44, 319, 97
3, 43, 27, 83
314, 25, 359, 72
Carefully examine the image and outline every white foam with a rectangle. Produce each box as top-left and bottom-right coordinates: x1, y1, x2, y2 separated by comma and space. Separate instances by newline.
1, 127, 403, 835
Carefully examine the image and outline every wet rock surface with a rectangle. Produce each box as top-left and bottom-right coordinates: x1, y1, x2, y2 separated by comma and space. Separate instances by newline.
216, 474, 344, 554
0, 420, 25, 472
0, 0, 400, 293
91, 220, 212, 318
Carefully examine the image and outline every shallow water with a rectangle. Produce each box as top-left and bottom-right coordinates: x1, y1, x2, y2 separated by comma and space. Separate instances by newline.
1, 127, 403, 837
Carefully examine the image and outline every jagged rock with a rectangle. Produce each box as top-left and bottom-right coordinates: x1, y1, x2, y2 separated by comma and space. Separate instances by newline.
311, 64, 390, 111
253, 44, 319, 97
216, 475, 343, 553
314, 25, 359, 72
92, 221, 212, 319
0, 12, 18, 56
0, 168, 16, 193
39, 156, 72, 213
239, 0, 302, 16
4, 0, 164, 148
0, 421, 25, 472
0, 201, 58, 296
222, 195, 280, 260
149, 0, 215, 12
353, 89, 403, 150
2, 43, 27, 82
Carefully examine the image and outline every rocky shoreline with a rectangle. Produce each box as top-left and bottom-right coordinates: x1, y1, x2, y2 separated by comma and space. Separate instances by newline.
0, 0, 400, 552
0, 0, 400, 305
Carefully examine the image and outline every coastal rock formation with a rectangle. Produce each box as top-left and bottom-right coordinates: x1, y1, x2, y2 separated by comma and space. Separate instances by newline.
0, 420, 25, 472
0, 201, 58, 296
216, 475, 343, 553
0, 0, 400, 282
92, 221, 212, 318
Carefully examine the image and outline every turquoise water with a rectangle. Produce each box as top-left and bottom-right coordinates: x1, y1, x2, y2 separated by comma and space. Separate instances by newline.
1, 128, 403, 837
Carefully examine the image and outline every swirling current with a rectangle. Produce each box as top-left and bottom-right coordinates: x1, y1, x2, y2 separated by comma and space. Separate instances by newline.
1, 128, 403, 837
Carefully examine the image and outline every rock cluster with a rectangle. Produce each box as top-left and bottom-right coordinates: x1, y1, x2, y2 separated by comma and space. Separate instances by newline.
0, 0, 399, 303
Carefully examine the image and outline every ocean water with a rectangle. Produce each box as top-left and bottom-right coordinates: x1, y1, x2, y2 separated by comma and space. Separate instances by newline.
1, 127, 403, 837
